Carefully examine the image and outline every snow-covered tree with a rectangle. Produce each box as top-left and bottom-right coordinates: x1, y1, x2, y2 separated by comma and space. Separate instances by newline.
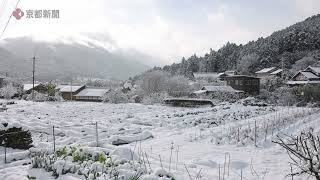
274, 131, 320, 180
141, 70, 168, 94
0, 84, 17, 99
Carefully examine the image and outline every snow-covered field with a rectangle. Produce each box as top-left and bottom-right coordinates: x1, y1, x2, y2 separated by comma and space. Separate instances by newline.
0, 100, 320, 180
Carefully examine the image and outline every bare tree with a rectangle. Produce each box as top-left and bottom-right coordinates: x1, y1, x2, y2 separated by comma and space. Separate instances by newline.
273, 131, 320, 180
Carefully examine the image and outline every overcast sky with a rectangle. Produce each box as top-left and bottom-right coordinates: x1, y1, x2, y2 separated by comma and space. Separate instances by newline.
0, 0, 320, 64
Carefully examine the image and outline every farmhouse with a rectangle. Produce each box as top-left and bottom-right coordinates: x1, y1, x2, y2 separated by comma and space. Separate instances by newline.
74, 87, 110, 102
56, 85, 85, 100
287, 66, 320, 86
225, 75, 260, 95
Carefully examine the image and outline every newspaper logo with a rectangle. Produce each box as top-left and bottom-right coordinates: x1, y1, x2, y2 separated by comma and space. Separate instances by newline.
12, 8, 24, 20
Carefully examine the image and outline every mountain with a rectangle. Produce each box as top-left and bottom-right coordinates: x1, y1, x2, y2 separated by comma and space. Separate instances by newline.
0, 37, 151, 81
160, 14, 320, 77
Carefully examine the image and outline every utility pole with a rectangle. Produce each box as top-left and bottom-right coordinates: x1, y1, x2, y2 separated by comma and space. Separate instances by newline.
70, 78, 73, 101
32, 56, 36, 101
281, 57, 284, 79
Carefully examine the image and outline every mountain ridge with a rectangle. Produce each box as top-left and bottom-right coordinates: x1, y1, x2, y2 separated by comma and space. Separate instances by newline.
159, 14, 320, 77
0, 36, 151, 81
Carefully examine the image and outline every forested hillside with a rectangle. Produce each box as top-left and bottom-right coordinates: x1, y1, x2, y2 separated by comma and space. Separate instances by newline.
160, 14, 320, 77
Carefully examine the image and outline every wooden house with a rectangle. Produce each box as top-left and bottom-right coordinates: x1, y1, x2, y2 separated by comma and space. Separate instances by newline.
287, 70, 320, 86
225, 75, 260, 95
56, 85, 85, 100
74, 87, 110, 102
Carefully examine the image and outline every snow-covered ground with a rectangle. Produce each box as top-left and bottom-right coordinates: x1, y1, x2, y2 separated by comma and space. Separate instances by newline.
0, 100, 319, 180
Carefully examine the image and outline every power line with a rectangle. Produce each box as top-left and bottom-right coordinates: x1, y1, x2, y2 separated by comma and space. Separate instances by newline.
0, 0, 21, 40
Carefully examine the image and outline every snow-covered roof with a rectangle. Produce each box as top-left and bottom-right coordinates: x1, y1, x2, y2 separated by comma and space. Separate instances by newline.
299, 71, 319, 79
225, 71, 237, 75
193, 73, 220, 79
255, 67, 276, 74
287, 81, 320, 85
270, 69, 283, 75
307, 66, 320, 75
225, 75, 259, 79
193, 90, 207, 94
201, 86, 244, 93
56, 85, 84, 93
23, 84, 40, 91
74, 88, 110, 97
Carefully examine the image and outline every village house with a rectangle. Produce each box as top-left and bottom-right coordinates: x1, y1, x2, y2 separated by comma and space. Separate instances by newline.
56, 85, 86, 100
287, 66, 320, 86
74, 87, 110, 102
225, 75, 260, 95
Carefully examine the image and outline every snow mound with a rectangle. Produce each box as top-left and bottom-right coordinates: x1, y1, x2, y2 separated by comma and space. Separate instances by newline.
191, 159, 217, 168
111, 147, 138, 161
110, 131, 153, 145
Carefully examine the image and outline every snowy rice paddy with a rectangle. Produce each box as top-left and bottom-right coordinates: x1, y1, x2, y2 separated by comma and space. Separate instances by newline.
0, 100, 320, 180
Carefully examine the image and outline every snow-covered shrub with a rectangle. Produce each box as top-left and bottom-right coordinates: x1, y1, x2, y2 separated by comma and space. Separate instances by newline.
103, 90, 129, 104
0, 124, 33, 150
141, 70, 168, 94
296, 86, 320, 103
25, 90, 48, 102
142, 92, 169, 105
166, 75, 191, 97
258, 87, 297, 106
0, 84, 17, 99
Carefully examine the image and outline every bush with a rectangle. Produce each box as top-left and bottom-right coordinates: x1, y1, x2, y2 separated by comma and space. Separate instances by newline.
141, 70, 169, 94
24, 91, 48, 102
166, 75, 191, 97
103, 90, 129, 104
142, 92, 169, 105
0, 126, 33, 150
296, 86, 320, 102
0, 84, 17, 99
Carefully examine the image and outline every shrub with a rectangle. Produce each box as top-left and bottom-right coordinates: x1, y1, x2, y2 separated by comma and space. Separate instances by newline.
0, 84, 17, 99
0, 126, 33, 150
103, 90, 129, 104
142, 92, 169, 105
